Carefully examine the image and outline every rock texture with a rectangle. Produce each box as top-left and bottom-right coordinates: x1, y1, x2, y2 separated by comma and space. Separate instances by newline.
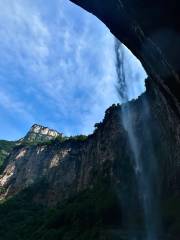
0, 80, 180, 238
0, 0, 178, 209
0, 80, 179, 207
0, 2, 180, 237
21, 124, 62, 143
0, 110, 128, 205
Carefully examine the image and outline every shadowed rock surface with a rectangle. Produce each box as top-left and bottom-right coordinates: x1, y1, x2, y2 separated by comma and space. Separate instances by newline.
0, 79, 179, 239
70, 0, 180, 116
0, 1, 180, 239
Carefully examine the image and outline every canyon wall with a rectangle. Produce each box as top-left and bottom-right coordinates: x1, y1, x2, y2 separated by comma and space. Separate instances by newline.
0, 79, 179, 206
0, 1, 180, 238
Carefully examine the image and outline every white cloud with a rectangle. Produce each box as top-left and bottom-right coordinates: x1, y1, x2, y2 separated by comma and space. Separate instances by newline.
0, 0, 146, 138
0, 88, 34, 123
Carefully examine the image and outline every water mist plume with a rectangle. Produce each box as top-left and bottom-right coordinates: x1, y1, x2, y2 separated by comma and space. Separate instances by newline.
115, 38, 161, 240
115, 39, 146, 103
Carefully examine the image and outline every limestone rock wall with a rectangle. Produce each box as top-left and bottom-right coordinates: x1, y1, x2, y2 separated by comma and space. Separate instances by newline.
22, 124, 62, 143
0, 80, 179, 206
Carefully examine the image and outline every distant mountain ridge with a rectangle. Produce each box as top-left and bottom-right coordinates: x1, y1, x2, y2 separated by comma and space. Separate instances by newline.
0, 81, 180, 238
0, 124, 62, 168
21, 124, 62, 143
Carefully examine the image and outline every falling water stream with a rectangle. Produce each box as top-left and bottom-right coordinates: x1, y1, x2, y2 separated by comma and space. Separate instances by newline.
115, 39, 161, 240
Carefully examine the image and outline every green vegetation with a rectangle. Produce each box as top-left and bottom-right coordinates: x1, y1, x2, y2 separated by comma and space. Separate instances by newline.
0, 134, 88, 167
36, 134, 88, 147
68, 134, 88, 142
0, 140, 16, 167
20, 134, 88, 148
0, 179, 121, 240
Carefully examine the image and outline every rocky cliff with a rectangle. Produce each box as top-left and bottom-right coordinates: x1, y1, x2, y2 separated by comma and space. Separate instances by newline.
0, 78, 179, 209
0, 1, 180, 239
0, 78, 180, 238
68, 0, 180, 198
21, 124, 62, 143
0, 107, 127, 205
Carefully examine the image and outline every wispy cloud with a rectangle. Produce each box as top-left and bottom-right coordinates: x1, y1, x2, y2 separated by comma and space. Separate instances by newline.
0, 0, 146, 139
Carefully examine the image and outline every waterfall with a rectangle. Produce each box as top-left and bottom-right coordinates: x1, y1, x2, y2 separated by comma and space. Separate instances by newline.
115, 39, 161, 240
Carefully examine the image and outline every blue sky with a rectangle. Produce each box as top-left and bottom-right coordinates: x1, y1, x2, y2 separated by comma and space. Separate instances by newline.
0, 0, 146, 140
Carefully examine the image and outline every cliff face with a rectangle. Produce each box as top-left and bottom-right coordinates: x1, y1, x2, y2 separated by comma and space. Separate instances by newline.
21, 124, 62, 143
0, 80, 179, 207
0, 79, 180, 238
0, 109, 130, 205
0, 0, 178, 209
0, 2, 180, 237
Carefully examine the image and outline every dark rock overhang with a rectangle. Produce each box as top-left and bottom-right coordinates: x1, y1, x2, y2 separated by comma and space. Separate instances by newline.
70, 0, 180, 115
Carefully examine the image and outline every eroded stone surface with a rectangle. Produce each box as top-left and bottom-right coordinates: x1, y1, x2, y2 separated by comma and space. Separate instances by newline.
0, 81, 179, 207
22, 124, 62, 143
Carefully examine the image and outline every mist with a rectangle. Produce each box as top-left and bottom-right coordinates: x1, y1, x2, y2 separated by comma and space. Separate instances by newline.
115, 39, 162, 239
